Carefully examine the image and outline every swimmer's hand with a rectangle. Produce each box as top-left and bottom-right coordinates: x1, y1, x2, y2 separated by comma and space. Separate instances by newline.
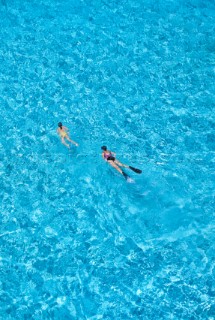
75, 143, 79, 146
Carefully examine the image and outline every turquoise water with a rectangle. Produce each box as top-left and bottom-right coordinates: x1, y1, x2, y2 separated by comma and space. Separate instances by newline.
0, 0, 215, 319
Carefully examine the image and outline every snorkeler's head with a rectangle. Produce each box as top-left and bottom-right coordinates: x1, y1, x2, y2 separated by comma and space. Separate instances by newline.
58, 122, 63, 128
101, 146, 107, 151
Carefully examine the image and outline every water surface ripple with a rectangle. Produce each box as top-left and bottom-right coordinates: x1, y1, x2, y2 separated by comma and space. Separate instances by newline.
0, 0, 214, 319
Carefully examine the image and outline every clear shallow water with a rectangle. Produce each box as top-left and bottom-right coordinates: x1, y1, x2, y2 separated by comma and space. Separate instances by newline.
0, 0, 215, 319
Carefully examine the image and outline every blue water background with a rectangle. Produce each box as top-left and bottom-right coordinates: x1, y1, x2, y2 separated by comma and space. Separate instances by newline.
0, 0, 214, 319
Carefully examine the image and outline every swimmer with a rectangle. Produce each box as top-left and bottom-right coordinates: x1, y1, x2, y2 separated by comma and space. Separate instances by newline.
57, 122, 78, 149
101, 146, 142, 180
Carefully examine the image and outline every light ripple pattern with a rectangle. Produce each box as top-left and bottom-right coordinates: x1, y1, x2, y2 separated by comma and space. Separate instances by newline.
0, 0, 214, 319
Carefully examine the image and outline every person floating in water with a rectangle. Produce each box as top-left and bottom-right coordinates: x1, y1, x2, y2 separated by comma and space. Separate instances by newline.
57, 122, 78, 149
101, 146, 142, 181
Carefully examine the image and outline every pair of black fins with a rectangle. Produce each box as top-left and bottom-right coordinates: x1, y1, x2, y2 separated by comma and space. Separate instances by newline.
122, 166, 142, 180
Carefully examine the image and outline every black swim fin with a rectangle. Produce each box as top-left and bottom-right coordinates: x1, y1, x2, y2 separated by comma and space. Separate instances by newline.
122, 171, 130, 180
129, 166, 142, 174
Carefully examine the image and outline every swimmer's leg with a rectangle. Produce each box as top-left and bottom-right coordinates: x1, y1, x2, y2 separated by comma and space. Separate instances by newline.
114, 159, 129, 168
66, 136, 78, 146
115, 160, 142, 174
61, 138, 70, 148
108, 160, 123, 174
108, 160, 130, 180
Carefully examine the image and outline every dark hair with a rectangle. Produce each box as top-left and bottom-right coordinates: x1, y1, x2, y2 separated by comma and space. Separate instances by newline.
101, 146, 107, 151
58, 122, 63, 128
